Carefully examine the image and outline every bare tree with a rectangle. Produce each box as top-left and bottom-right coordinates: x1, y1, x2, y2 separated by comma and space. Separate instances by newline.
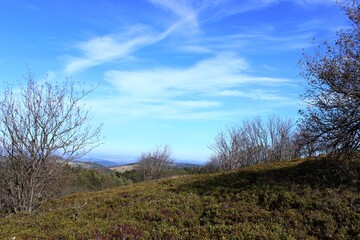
208, 116, 298, 171
267, 116, 296, 162
0, 73, 103, 213
295, 123, 322, 158
208, 128, 244, 171
137, 145, 174, 181
299, 1, 360, 162
243, 117, 269, 164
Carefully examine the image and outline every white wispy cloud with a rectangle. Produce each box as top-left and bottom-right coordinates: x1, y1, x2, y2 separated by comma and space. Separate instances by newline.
194, 31, 315, 53
216, 89, 288, 101
103, 53, 289, 98
148, 0, 199, 30
63, 2, 202, 74
64, 0, 337, 74
192, 0, 335, 23
86, 97, 224, 120
64, 26, 160, 74
63, 0, 333, 121
83, 53, 294, 120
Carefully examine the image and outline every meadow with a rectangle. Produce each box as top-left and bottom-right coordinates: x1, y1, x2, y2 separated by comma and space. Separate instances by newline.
0, 158, 359, 239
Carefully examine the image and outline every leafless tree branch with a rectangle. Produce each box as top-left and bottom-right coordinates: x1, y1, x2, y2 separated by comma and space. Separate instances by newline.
0, 73, 103, 213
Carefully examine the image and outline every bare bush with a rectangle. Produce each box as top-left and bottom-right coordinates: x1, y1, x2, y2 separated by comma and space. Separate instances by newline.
137, 145, 174, 181
0, 73, 103, 213
299, 1, 360, 162
208, 116, 299, 171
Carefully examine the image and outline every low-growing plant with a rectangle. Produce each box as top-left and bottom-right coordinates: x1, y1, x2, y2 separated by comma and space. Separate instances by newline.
0, 158, 358, 239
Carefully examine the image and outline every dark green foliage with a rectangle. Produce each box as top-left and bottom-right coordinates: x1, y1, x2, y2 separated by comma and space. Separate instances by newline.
0, 158, 359, 239
67, 168, 132, 193
116, 165, 203, 183
115, 169, 142, 183
173, 166, 204, 175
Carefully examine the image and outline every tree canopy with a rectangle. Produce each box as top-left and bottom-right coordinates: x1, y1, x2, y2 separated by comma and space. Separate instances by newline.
299, 0, 360, 162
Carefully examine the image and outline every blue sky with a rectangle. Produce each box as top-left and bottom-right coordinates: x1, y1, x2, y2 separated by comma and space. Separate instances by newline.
0, 0, 348, 163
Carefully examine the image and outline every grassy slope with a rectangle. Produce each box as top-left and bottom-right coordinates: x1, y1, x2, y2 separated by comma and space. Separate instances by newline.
110, 163, 138, 173
0, 158, 359, 239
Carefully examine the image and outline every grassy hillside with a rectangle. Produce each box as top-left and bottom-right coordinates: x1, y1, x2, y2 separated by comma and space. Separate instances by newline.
110, 163, 138, 173
0, 158, 359, 239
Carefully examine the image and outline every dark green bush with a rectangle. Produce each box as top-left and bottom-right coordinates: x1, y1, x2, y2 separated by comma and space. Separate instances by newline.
68, 168, 132, 193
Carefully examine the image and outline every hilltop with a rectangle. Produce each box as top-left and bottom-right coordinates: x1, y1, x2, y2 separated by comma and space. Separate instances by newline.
0, 158, 359, 239
109, 162, 202, 173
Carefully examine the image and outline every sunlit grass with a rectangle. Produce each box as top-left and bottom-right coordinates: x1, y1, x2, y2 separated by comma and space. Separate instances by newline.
0, 158, 359, 239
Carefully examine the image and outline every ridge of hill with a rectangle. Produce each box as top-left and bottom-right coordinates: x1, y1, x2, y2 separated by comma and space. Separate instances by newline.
110, 163, 138, 173
109, 162, 202, 173
0, 158, 359, 239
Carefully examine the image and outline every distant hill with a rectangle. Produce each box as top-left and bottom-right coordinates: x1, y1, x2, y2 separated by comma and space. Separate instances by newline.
1, 158, 359, 239
69, 159, 203, 174
89, 159, 126, 167
67, 160, 108, 169
173, 162, 203, 168
79, 155, 204, 169
109, 162, 202, 173
110, 163, 139, 172
79, 155, 139, 167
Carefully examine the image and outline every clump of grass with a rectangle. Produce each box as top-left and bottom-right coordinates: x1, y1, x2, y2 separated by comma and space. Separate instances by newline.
0, 158, 359, 239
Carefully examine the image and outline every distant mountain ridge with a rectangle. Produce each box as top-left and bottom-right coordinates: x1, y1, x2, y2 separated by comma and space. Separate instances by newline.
79, 155, 138, 167
78, 155, 204, 168
74, 157, 203, 169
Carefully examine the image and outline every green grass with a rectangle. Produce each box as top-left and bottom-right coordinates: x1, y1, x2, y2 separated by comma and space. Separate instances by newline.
0, 158, 359, 239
